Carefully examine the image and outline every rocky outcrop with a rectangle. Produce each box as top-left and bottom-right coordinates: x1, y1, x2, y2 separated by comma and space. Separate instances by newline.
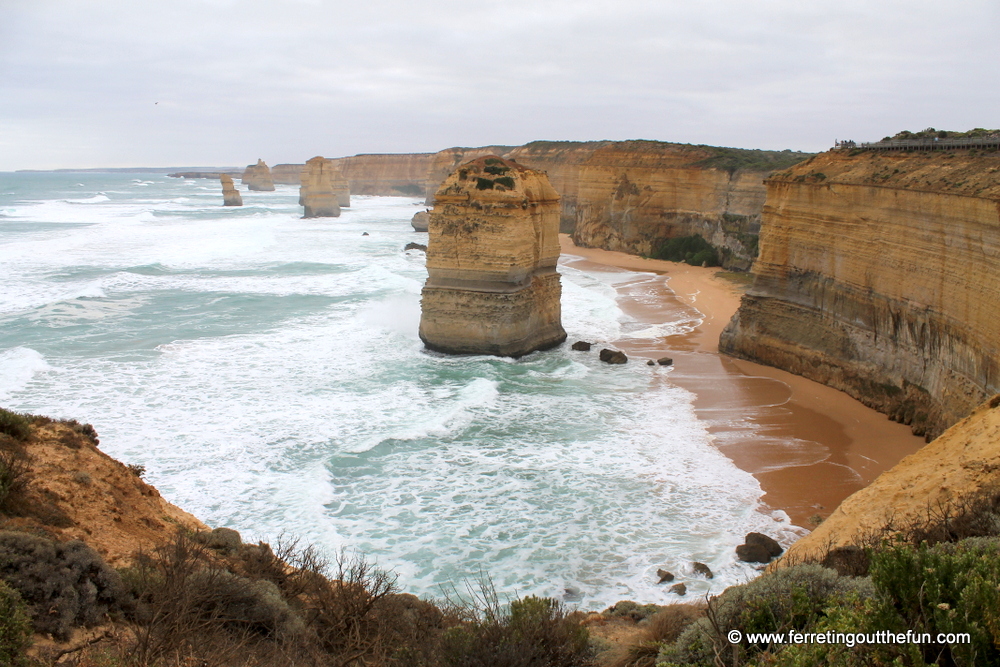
419, 156, 566, 357
220, 174, 242, 206
411, 210, 429, 232
721, 149, 1000, 439
298, 156, 341, 218
241, 159, 275, 191
783, 395, 1000, 562
331, 153, 435, 196
271, 163, 306, 185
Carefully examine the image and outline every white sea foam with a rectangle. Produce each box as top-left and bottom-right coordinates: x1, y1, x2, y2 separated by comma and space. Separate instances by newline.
0, 347, 52, 402
0, 176, 797, 609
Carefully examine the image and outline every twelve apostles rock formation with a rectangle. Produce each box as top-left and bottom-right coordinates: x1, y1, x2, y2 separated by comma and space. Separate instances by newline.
242, 159, 275, 191
229, 141, 807, 270
220, 174, 242, 206
298, 156, 344, 218
721, 148, 1000, 440
419, 156, 566, 357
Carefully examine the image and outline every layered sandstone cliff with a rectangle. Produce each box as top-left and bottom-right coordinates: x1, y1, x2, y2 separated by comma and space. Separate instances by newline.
331, 153, 434, 196
784, 395, 1000, 562
220, 174, 242, 206
299, 156, 341, 218
272, 163, 306, 185
242, 159, 275, 191
422, 142, 808, 270
419, 156, 566, 357
721, 149, 1000, 439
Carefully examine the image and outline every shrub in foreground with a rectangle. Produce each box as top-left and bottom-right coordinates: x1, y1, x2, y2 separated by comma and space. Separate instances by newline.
0, 408, 31, 441
869, 536, 1000, 666
0, 579, 31, 667
0, 530, 131, 640
658, 564, 874, 666
428, 593, 590, 667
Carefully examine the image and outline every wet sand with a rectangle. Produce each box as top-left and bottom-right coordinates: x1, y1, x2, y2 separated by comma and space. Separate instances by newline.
559, 235, 926, 528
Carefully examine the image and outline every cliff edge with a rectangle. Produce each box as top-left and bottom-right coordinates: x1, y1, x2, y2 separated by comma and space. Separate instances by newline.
0, 414, 206, 566
721, 148, 1000, 439
784, 394, 1000, 562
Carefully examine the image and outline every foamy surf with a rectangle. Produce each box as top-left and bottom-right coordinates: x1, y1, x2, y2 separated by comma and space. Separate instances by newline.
0, 172, 795, 609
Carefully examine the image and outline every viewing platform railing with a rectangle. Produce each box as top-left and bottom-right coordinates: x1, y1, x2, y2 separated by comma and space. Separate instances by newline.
834, 136, 1000, 151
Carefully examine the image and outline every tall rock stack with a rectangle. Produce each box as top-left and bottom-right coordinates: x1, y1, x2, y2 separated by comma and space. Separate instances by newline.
419, 156, 566, 357
242, 159, 276, 191
220, 174, 243, 206
298, 156, 341, 218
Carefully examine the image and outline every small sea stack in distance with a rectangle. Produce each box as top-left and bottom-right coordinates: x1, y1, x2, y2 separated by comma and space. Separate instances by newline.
418, 156, 566, 357
242, 158, 275, 191
298, 156, 341, 218
219, 174, 242, 206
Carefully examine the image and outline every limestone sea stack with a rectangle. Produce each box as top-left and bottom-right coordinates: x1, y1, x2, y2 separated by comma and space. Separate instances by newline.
242, 159, 276, 191
220, 174, 242, 206
298, 156, 341, 218
419, 156, 566, 357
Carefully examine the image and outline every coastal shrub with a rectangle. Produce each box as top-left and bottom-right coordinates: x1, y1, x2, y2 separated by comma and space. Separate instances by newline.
0, 451, 30, 510
868, 537, 1000, 666
0, 530, 131, 640
658, 565, 874, 666
128, 532, 304, 663
655, 235, 720, 267
437, 594, 590, 667
475, 177, 495, 190
0, 580, 31, 667
0, 408, 31, 441
484, 164, 510, 176
494, 176, 515, 189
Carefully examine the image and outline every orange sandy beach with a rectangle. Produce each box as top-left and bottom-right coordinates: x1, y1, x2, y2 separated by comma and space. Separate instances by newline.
558, 235, 926, 528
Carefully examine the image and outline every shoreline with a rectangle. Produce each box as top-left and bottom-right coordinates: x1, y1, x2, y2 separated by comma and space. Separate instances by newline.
558, 235, 926, 528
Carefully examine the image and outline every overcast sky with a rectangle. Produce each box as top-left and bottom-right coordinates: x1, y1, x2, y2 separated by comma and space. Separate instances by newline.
1, 0, 997, 170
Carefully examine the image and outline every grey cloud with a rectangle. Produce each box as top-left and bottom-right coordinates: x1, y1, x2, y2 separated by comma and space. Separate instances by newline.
1, 0, 997, 169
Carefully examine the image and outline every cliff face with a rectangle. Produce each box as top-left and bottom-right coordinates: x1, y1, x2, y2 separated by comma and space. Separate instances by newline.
506, 142, 607, 234
298, 156, 342, 218
220, 174, 242, 206
561, 142, 772, 270
331, 153, 435, 196
241, 159, 275, 191
1, 417, 206, 566
784, 395, 1000, 561
419, 156, 566, 357
272, 163, 306, 185
421, 141, 801, 271
721, 149, 1000, 439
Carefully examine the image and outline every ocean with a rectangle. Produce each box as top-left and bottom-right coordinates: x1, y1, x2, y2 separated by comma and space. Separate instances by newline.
0, 172, 796, 609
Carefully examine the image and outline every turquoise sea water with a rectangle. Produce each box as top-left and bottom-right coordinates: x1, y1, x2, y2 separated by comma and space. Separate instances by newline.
0, 172, 794, 608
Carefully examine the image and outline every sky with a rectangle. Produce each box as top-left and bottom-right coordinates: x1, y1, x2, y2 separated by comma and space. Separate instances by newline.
1, 0, 997, 170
